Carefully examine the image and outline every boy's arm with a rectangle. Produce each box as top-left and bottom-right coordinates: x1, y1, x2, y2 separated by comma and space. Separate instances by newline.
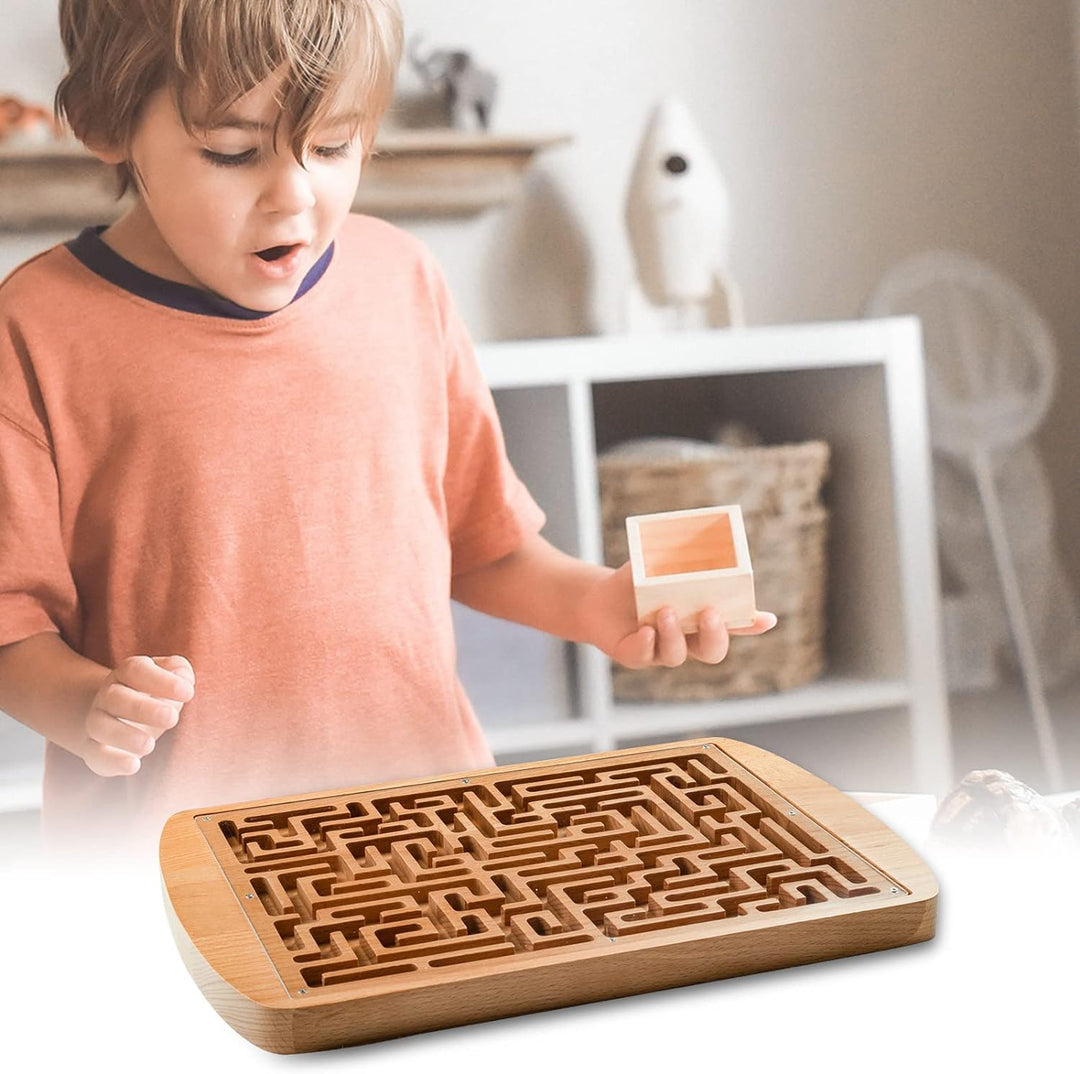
450, 532, 775, 669
0, 632, 194, 776
0, 632, 108, 757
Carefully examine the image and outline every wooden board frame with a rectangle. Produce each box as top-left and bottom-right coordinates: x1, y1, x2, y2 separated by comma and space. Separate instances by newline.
160, 737, 937, 1054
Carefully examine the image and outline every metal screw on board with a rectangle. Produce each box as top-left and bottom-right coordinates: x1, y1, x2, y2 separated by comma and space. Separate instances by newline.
245, 893, 254, 900
891, 887, 900, 894
298, 989, 307, 995
787, 810, 796, 816
462, 778, 470, 784
202, 816, 211, 822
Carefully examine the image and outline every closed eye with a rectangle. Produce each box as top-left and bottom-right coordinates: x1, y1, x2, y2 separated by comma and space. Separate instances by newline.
200, 144, 351, 168
312, 143, 353, 159
201, 148, 257, 168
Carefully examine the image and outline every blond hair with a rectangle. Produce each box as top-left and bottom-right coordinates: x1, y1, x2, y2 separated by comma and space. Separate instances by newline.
55, 0, 403, 196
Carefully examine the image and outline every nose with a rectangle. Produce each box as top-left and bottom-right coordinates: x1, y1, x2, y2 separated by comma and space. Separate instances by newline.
257, 152, 317, 215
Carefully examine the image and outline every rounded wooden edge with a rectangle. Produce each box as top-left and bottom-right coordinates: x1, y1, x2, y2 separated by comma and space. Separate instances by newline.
161, 877, 301, 1053
158, 737, 937, 1051
159, 813, 297, 1013
711, 737, 939, 905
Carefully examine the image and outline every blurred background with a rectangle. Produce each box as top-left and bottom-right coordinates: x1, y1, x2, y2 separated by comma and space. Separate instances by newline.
3, 1, 1080, 846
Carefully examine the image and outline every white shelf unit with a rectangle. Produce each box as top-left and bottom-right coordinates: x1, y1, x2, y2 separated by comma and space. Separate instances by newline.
462, 316, 953, 793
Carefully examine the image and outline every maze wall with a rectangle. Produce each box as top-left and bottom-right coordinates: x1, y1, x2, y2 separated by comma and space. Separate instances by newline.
198, 742, 904, 996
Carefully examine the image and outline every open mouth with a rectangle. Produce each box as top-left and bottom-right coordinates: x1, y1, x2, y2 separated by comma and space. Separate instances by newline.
255, 244, 299, 262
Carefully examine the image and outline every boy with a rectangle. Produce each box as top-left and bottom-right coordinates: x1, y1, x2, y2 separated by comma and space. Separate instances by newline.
0, 0, 774, 857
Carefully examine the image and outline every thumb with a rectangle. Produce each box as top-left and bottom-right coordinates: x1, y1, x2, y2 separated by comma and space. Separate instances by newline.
612, 625, 656, 670
153, 654, 195, 687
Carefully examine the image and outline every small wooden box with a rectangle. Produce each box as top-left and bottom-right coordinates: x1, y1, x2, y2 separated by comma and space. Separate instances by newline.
160, 738, 937, 1054
627, 504, 756, 631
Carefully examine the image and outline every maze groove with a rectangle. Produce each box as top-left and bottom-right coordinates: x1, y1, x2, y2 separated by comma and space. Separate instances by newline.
197, 743, 902, 995
163, 738, 937, 1052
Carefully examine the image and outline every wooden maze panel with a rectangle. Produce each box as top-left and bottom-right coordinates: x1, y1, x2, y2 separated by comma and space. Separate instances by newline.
197, 743, 904, 996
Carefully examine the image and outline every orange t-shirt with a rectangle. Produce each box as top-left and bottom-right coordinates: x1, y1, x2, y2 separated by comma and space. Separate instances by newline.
0, 214, 544, 855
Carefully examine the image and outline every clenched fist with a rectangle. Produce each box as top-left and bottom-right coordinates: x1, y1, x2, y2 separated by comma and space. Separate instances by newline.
81, 655, 195, 777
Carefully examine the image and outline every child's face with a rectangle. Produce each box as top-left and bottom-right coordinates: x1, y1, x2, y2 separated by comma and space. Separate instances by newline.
98, 68, 365, 311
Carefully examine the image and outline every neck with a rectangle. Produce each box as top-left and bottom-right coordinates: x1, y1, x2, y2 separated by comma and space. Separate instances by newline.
100, 200, 203, 289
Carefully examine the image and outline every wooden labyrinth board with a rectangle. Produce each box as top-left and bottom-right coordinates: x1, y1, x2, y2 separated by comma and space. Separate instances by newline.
160, 738, 937, 1053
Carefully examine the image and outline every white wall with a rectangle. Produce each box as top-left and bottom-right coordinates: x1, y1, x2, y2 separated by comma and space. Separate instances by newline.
397, 0, 1080, 591
3, 0, 1079, 587
0, 0, 72, 275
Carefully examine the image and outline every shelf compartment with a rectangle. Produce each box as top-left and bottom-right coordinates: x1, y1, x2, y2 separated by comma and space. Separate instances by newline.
476, 323, 951, 792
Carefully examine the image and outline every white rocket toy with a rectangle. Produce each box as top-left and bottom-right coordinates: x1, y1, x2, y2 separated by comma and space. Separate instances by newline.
624, 97, 744, 330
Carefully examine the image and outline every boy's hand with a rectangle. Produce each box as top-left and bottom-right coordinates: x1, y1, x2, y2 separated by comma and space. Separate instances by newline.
81, 655, 195, 777
589, 563, 777, 670
612, 606, 777, 669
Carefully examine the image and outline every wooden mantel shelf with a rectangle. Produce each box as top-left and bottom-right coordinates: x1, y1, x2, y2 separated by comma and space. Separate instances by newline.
362, 130, 570, 218
0, 131, 571, 231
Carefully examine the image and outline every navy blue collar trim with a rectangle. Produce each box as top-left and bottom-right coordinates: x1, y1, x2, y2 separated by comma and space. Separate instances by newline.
65, 226, 333, 319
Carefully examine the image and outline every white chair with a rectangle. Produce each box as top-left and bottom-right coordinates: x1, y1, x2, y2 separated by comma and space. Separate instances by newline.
866, 250, 1073, 790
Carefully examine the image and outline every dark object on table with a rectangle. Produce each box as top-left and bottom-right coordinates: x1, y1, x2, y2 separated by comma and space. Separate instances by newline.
930, 769, 1072, 850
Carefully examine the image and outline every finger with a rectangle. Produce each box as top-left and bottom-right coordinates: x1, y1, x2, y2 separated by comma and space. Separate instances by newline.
614, 625, 657, 670
687, 608, 730, 664
114, 655, 195, 703
153, 655, 195, 687
82, 740, 142, 778
728, 611, 778, 636
93, 681, 179, 731
86, 707, 157, 756
654, 608, 688, 667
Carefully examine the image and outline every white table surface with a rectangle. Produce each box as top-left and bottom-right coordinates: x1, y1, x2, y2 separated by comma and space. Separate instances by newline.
1, 792, 1076, 1072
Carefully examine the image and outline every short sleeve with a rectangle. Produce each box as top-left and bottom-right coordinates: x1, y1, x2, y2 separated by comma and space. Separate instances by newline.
433, 270, 546, 576
0, 322, 80, 648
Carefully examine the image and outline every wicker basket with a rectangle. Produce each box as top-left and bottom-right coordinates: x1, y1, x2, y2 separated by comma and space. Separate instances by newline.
599, 440, 831, 701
